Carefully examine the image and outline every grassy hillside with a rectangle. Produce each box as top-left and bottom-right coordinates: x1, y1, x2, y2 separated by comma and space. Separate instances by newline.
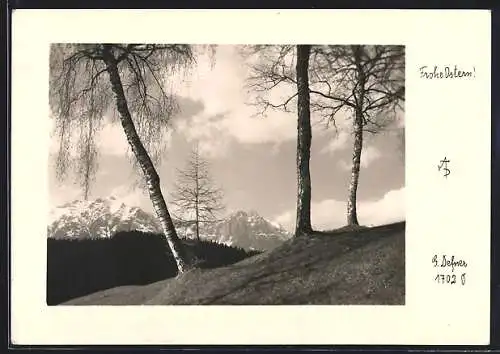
63, 222, 405, 305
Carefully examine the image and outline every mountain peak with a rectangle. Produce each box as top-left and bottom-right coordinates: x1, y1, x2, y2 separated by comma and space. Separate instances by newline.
48, 200, 292, 251
230, 210, 260, 219
48, 197, 160, 239
202, 209, 291, 250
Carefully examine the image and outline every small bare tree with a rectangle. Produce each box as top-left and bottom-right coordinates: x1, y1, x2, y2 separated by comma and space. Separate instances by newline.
49, 43, 200, 273
170, 144, 225, 241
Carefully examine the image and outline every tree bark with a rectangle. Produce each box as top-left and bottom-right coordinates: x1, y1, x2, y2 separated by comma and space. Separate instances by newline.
295, 45, 313, 235
346, 45, 366, 226
194, 145, 200, 242
347, 110, 363, 226
102, 46, 191, 273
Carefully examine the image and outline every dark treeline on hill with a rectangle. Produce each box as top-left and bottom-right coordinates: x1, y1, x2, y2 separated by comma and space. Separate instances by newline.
47, 230, 260, 305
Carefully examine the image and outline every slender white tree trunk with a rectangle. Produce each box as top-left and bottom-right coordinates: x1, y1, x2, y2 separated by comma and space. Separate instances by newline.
347, 111, 363, 226
102, 46, 191, 273
346, 45, 367, 227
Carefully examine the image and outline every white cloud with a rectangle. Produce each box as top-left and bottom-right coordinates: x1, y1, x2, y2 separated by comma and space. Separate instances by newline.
185, 108, 297, 141
49, 181, 155, 213
97, 120, 174, 157
96, 122, 131, 156
319, 123, 382, 171
317, 111, 353, 154
338, 145, 382, 171
198, 136, 232, 159
226, 109, 298, 144
362, 146, 382, 168
49, 118, 130, 157
174, 113, 232, 158
395, 111, 405, 128
173, 100, 299, 158
107, 184, 152, 210
50, 112, 174, 159
49, 183, 83, 208
172, 46, 245, 117
171, 45, 329, 157
320, 130, 350, 154
273, 187, 405, 232
361, 145, 382, 167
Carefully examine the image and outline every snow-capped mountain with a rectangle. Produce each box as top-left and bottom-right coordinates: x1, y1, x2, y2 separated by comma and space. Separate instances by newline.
178, 210, 292, 250
48, 198, 292, 250
48, 197, 161, 239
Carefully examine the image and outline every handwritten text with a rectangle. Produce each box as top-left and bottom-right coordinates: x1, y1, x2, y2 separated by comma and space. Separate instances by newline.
419, 65, 476, 80
432, 254, 468, 273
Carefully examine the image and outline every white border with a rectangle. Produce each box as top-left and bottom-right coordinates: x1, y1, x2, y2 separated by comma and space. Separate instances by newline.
11, 10, 491, 345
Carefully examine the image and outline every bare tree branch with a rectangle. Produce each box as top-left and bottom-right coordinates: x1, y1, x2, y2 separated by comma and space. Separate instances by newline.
49, 43, 198, 195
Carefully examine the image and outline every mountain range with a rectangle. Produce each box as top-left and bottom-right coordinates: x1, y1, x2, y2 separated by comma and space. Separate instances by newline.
47, 197, 292, 251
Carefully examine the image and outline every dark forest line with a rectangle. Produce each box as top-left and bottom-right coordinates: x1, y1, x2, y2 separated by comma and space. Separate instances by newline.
47, 231, 259, 305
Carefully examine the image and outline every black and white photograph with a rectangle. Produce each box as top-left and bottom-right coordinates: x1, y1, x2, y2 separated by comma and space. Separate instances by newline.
47, 43, 406, 306
10, 10, 491, 346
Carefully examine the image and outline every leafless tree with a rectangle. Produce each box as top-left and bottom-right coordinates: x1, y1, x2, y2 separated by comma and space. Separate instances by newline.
244, 44, 404, 227
243, 45, 313, 235
49, 43, 203, 274
309, 45, 405, 226
294, 45, 313, 235
170, 144, 225, 241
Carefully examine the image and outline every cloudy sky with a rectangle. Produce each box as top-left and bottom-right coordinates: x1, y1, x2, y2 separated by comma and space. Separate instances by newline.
48, 45, 405, 231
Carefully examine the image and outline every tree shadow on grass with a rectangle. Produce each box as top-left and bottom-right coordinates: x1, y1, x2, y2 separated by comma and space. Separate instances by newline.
150, 223, 405, 305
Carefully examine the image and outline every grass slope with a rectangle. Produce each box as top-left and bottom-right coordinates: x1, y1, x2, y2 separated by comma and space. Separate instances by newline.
63, 222, 405, 305
47, 232, 258, 305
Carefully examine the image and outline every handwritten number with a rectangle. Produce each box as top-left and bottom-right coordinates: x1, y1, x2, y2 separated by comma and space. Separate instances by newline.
433, 255, 468, 286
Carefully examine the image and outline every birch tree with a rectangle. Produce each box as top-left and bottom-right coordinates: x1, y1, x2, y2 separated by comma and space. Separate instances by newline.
309, 45, 405, 226
245, 45, 404, 228
170, 144, 225, 241
49, 43, 199, 273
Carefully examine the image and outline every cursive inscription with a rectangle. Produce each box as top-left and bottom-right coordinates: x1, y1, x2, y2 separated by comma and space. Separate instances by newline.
432, 254, 468, 273
419, 65, 475, 80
